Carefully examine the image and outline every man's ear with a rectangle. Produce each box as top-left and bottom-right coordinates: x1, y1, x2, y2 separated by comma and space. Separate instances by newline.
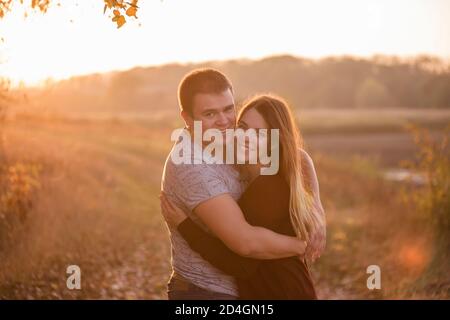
181, 110, 194, 129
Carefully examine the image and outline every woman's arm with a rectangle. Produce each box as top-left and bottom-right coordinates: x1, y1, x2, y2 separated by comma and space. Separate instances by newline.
300, 149, 326, 261
177, 218, 261, 278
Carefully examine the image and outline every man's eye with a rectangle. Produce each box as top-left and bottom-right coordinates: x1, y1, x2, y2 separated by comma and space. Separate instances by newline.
205, 113, 214, 118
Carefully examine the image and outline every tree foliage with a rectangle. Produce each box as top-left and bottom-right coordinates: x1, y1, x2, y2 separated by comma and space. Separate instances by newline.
0, 0, 140, 28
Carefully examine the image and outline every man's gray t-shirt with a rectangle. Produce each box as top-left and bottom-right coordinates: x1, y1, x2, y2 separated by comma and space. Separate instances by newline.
161, 138, 244, 296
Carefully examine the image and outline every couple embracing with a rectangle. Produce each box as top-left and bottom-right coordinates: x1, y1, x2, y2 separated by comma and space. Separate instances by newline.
160, 68, 326, 300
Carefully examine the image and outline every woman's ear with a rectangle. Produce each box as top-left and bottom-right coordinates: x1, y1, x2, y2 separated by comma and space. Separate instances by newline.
180, 110, 194, 129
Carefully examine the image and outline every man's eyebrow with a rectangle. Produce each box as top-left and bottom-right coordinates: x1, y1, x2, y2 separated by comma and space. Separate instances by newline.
202, 104, 234, 113
201, 108, 217, 114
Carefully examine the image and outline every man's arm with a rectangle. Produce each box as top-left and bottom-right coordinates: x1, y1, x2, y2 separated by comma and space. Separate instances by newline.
193, 194, 306, 259
177, 218, 261, 278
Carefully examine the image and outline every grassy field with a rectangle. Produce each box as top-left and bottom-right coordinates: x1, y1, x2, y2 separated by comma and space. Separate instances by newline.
0, 108, 449, 299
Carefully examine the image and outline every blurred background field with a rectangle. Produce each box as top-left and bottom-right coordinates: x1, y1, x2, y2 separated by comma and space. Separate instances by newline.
0, 56, 449, 299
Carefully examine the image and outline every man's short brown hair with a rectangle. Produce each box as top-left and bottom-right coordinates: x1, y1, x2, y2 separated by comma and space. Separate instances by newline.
178, 68, 233, 116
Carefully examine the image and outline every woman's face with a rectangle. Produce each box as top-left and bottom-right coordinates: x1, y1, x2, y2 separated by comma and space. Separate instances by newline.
237, 107, 270, 164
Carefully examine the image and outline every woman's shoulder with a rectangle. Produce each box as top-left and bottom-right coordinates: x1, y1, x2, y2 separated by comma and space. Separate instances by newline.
299, 148, 315, 169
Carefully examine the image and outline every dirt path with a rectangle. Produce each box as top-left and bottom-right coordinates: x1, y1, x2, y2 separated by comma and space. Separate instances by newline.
99, 240, 171, 299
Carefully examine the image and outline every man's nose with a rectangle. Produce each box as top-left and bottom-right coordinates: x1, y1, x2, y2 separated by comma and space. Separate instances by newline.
216, 112, 230, 126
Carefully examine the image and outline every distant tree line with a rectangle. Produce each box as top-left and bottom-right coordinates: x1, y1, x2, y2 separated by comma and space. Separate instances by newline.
13, 55, 450, 112
105, 54, 450, 110
224, 55, 450, 109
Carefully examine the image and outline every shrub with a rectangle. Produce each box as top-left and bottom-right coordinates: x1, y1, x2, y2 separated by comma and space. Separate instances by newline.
0, 163, 41, 250
404, 124, 450, 256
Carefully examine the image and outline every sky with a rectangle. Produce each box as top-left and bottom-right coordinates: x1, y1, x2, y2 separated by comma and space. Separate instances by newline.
0, 0, 449, 86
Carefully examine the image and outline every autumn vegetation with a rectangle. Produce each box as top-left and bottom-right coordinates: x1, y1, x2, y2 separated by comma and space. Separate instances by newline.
0, 56, 449, 299
0, 0, 139, 28
0, 1, 448, 300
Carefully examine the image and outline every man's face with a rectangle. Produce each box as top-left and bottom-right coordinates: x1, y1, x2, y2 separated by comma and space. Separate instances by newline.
183, 88, 236, 133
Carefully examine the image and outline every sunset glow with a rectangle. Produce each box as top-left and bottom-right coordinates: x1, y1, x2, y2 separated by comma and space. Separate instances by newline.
0, 0, 449, 86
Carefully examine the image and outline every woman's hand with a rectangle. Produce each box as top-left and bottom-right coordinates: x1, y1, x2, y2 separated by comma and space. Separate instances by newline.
298, 239, 308, 256
160, 192, 187, 227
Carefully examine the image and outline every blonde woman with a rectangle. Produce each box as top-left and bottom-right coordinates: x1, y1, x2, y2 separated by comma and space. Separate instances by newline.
161, 94, 325, 299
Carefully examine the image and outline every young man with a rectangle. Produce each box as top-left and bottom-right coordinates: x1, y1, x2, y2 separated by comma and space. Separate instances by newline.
161, 69, 325, 299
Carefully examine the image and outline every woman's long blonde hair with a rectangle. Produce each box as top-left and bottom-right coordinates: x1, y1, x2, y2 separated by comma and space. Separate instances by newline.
238, 94, 321, 241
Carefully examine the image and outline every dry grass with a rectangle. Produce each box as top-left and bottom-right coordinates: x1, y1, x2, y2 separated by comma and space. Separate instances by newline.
0, 113, 448, 299
0, 118, 172, 299
311, 155, 447, 299
297, 108, 450, 134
